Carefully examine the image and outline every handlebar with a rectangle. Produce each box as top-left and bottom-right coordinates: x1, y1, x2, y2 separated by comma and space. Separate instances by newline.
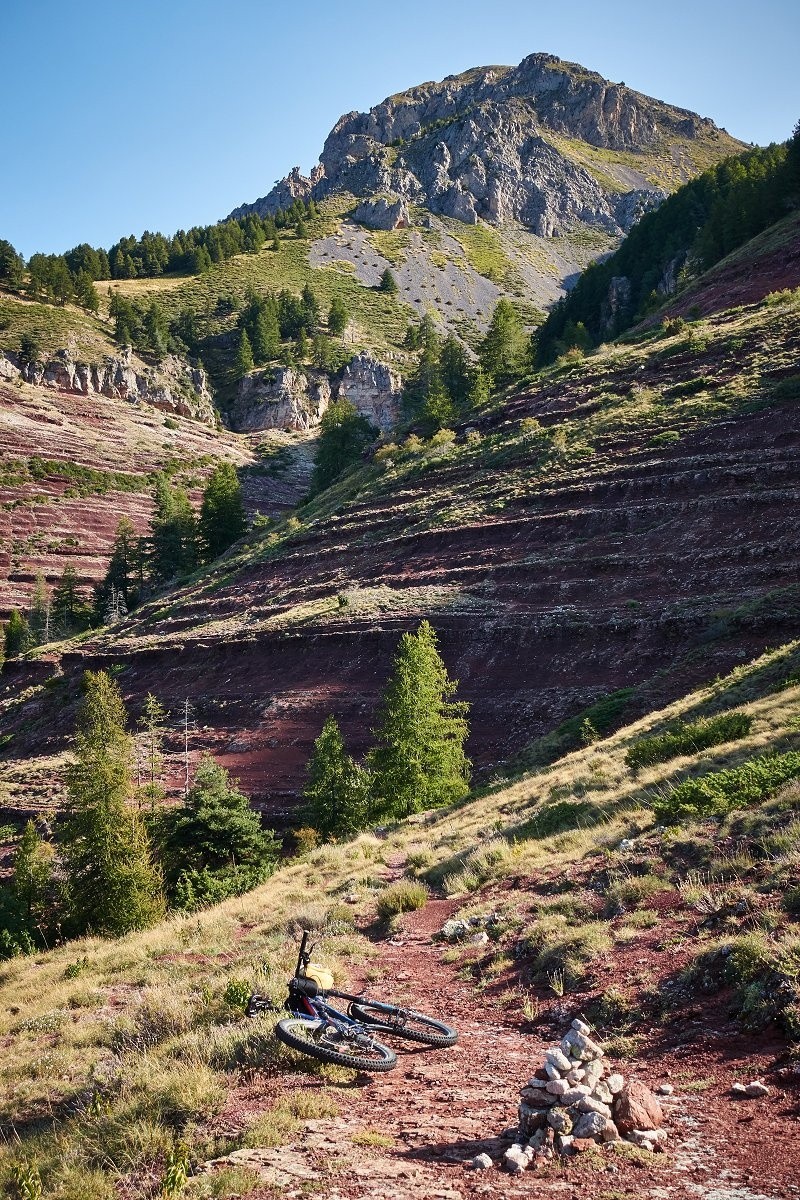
295, 929, 313, 977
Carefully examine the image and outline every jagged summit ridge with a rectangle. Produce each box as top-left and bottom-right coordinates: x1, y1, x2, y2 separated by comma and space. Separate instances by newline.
230, 52, 742, 235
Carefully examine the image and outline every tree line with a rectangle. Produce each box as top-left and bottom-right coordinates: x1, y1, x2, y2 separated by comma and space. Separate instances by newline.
0, 620, 469, 956
0, 199, 318, 313
536, 125, 800, 361
1, 461, 246, 660
303, 620, 470, 840
0, 670, 279, 956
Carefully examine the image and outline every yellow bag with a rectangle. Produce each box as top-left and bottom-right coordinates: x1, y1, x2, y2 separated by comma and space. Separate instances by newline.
305, 963, 334, 991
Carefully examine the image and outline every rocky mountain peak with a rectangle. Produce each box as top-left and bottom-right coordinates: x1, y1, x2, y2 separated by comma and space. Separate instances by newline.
229, 52, 742, 235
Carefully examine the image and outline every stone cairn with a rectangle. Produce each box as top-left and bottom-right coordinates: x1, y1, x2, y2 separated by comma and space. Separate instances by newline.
492, 1019, 666, 1174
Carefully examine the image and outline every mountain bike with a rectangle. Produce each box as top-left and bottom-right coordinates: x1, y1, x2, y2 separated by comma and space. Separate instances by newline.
247, 929, 457, 1072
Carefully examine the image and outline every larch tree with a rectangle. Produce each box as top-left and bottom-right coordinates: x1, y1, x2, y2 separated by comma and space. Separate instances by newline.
369, 621, 471, 820
303, 716, 373, 841
61, 670, 165, 936
199, 462, 247, 560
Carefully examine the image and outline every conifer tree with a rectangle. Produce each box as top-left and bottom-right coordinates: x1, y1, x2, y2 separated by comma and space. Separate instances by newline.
29, 572, 51, 645
369, 621, 470, 819
62, 671, 164, 936
480, 299, 525, 385
95, 516, 143, 619
150, 477, 198, 582
303, 716, 373, 840
158, 757, 278, 903
4, 610, 33, 658
439, 335, 473, 410
379, 268, 398, 295
52, 565, 92, 636
328, 295, 349, 337
301, 284, 320, 333
310, 398, 376, 495
137, 693, 167, 808
12, 820, 53, 932
199, 462, 247, 560
235, 328, 255, 377
251, 301, 280, 363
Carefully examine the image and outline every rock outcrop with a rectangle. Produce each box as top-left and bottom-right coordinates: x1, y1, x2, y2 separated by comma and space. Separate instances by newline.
0, 347, 215, 425
337, 353, 402, 432
229, 51, 741, 236
232, 367, 332, 432
232, 354, 402, 434
352, 196, 410, 230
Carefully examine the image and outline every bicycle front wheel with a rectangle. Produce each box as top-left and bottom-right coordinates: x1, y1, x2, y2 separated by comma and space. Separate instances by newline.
347, 1002, 457, 1047
275, 1017, 397, 1071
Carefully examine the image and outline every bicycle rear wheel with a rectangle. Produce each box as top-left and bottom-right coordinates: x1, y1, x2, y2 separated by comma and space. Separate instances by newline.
347, 1002, 457, 1047
275, 1017, 397, 1071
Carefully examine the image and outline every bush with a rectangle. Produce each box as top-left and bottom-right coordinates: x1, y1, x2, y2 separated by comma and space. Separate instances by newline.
649, 430, 681, 446
783, 886, 800, 917
606, 872, 669, 913
520, 916, 612, 989
653, 751, 800, 824
685, 931, 800, 1034
376, 880, 428, 919
223, 978, 252, 1012
627, 711, 752, 770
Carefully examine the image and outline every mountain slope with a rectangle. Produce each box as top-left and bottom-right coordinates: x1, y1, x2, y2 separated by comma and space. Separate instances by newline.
2, 639, 800, 1197
2, 218, 799, 823
232, 52, 743, 233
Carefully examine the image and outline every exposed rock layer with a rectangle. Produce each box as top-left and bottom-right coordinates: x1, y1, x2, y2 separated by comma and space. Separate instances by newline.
0, 347, 215, 425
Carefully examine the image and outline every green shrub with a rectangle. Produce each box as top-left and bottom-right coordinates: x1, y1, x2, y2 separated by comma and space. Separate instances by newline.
520, 916, 612, 989
649, 430, 681, 446
606, 872, 669, 912
654, 751, 800, 824
628, 711, 753, 770
772, 374, 800, 401
376, 880, 428, 919
223, 978, 252, 1012
783, 886, 800, 917
685, 931, 800, 1034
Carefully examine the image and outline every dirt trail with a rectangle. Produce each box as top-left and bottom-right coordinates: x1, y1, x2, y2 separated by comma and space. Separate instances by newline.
209, 898, 800, 1200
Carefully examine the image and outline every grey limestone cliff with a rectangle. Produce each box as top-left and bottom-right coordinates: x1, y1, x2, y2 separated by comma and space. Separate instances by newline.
229, 52, 742, 237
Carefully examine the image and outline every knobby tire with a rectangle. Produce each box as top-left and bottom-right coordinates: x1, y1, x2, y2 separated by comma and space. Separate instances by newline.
275, 1017, 397, 1071
347, 1002, 457, 1047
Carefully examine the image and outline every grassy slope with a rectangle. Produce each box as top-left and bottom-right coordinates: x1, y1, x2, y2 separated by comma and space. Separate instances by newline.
1, 639, 799, 1194
82, 282, 800, 655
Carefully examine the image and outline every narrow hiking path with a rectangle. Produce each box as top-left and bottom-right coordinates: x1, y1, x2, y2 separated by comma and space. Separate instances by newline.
206, 897, 800, 1200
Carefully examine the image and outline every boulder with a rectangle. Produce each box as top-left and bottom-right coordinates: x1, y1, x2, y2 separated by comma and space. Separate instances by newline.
352, 196, 410, 230
336, 353, 403, 433
572, 1111, 607, 1139
613, 1081, 663, 1134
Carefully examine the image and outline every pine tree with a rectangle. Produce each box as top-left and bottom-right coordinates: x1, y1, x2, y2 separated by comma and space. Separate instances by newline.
137, 693, 167, 808
150, 476, 198, 582
159, 757, 278, 899
52, 565, 92, 636
295, 219, 308, 240
4, 610, 32, 658
303, 716, 373, 840
199, 462, 247, 560
480, 299, 525, 385
468, 367, 490, 409
311, 398, 376, 495
369, 621, 470, 819
235, 328, 255, 378
439, 335, 473, 410
379, 268, 398, 295
328, 295, 349, 336
95, 516, 143, 619
29, 572, 51, 645
62, 671, 164, 936
12, 820, 53, 932
301, 284, 320, 333
251, 301, 280, 363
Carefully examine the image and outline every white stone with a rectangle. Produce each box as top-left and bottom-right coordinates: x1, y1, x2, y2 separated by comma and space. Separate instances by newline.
472, 1152, 493, 1170
572, 1111, 606, 1139
566, 1067, 585, 1085
544, 1048, 572, 1073
546, 1078, 570, 1097
744, 1080, 769, 1098
578, 1097, 612, 1119
656, 1083, 674, 1096
606, 1072, 625, 1094
571, 1018, 592, 1035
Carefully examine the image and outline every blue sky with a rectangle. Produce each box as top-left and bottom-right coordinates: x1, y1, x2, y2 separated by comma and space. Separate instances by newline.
2, 0, 798, 258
